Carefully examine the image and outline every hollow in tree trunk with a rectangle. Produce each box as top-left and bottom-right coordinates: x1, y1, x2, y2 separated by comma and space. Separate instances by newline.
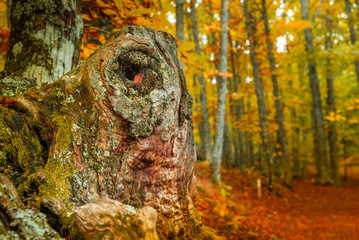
0, 26, 220, 240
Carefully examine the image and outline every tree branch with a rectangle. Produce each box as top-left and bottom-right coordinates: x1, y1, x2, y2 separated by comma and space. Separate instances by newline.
311, 0, 323, 23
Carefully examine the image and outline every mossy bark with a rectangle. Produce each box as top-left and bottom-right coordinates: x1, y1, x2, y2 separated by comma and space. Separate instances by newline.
0, 26, 221, 239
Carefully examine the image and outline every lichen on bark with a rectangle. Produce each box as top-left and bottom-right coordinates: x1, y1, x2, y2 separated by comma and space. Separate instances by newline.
0, 26, 221, 239
5, 0, 83, 84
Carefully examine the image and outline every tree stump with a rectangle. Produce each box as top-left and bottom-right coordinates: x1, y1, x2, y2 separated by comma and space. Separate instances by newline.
0, 26, 220, 239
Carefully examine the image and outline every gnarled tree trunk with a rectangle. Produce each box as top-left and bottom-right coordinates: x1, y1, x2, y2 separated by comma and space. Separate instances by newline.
0, 26, 220, 239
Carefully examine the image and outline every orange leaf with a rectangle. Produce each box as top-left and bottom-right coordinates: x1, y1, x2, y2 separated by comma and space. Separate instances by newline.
134, 73, 143, 84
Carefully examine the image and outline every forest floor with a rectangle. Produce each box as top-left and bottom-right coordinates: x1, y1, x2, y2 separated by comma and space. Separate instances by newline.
194, 162, 359, 240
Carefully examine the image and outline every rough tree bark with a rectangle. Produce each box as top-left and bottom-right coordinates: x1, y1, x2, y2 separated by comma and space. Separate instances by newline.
244, 0, 274, 187
344, 0, 359, 85
0, 26, 220, 239
190, 0, 213, 162
212, 0, 229, 185
261, 0, 292, 188
300, 0, 330, 184
5, 0, 83, 84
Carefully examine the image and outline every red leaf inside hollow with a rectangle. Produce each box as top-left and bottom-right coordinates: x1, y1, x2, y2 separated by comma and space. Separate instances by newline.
134, 73, 143, 84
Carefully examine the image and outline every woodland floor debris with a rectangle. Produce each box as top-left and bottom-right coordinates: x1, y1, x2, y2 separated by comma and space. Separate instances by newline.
195, 161, 359, 240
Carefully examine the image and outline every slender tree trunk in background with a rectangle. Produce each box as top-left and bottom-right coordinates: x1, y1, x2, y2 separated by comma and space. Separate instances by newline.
343, 138, 348, 159
212, 0, 229, 185
243, 88, 251, 167
288, 61, 300, 179
293, 60, 306, 179
326, 14, 340, 186
175, 0, 185, 43
229, 32, 246, 169
245, 133, 253, 166
223, 73, 234, 167
244, 0, 274, 188
222, 123, 234, 166
209, 4, 217, 46
229, 80, 241, 169
227, 50, 239, 168
245, 97, 254, 167
227, 55, 240, 168
192, 76, 206, 160
300, 0, 329, 184
345, 0, 359, 85
186, 9, 193, 41
241, 103, 250, 168
311, 110, 320, 175
5, 0, 83, 85
291, 108, 301, 178
301, 113, 309, 180
261, 0, 292, 188
190, 0, 213, 162
208, 4, 218, 148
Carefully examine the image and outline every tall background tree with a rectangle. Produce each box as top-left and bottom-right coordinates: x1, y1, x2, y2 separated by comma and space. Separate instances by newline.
5, 0, 83, 84
211, 0, 229, 184
300, 0, 330, 184
244, 0, 274, 187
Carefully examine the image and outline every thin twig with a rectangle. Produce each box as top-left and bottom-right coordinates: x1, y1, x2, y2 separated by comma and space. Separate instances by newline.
311, 0, 323, 23
84, 26, 112, 36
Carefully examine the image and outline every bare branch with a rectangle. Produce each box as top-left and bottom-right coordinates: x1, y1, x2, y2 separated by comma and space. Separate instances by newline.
311, 0, 323, 23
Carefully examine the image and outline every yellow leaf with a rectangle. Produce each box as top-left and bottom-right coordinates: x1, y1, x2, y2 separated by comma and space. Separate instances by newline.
102, 8, 117, 16
82, 14, 92, 21
96, 0, 110, 8
114, 0, 123, 10
81, 48, 93, 59
86, 43, 99, 49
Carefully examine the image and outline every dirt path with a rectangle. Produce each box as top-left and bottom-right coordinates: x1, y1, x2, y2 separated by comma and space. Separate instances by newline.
194, 163, 359, 240
290, 180, 359, 240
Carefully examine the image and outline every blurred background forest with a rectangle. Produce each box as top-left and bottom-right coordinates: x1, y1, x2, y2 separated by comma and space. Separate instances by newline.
1, 0, 359, 239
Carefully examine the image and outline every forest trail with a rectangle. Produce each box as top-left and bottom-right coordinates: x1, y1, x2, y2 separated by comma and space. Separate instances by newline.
290, 180, 359, 240
195, 162, 359, 240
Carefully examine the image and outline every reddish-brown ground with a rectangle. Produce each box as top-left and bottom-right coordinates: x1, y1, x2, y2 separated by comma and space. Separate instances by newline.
194, 162, 359, 240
